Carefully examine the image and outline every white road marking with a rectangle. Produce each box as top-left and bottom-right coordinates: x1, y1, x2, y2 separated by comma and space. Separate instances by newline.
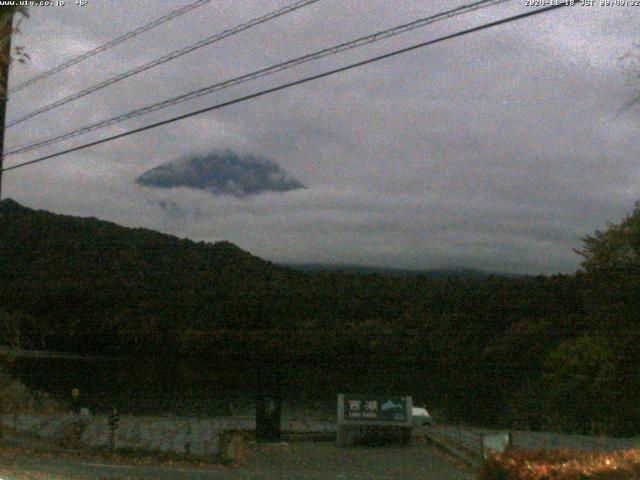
80, 462, 132, 469
80, 462, 214, 475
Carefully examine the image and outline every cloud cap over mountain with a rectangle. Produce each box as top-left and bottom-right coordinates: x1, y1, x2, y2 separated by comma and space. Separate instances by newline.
136, 150, 305, 197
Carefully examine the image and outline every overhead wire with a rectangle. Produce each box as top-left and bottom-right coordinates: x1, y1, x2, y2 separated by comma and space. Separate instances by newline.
6, 0, 322, 128
8, 0, 215, 94
4, 0, 511, 157
1, 2, 574, 174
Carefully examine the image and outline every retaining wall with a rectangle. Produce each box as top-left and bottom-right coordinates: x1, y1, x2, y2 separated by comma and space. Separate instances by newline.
0, 413, 336, 457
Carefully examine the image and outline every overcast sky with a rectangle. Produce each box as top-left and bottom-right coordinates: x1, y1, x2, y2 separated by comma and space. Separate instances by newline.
3, 0, 639, 274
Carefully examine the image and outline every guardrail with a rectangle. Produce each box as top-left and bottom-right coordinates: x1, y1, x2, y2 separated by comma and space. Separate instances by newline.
418, 426, 483, 468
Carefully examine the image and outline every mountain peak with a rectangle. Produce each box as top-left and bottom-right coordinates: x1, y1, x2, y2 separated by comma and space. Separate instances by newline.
136, 149, 305, 197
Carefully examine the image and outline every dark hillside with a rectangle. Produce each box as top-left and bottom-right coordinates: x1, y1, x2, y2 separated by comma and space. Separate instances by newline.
0, 199, 294, 351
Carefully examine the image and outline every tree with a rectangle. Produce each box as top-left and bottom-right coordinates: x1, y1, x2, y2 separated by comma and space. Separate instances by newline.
0, 310, 49, 349
574, 202, 640, 339
541, 335, 616, 433
575, 201, 640, 273
571, 204, 640, 434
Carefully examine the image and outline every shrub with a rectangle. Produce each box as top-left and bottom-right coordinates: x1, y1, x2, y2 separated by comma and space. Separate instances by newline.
0, 367, 62, 414
477, 449, 640, 480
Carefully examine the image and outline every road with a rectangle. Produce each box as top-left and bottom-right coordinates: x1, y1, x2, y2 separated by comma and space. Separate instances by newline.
0, 442, 472, 480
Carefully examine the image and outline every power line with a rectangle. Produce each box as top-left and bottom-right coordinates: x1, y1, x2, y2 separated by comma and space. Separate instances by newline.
4, 0, 510, 157
6, 0, 322, 128
1, 3, 573, 174
8, 0, 215, 95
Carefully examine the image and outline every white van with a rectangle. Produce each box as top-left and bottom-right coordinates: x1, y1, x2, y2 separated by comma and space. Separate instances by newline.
412, 406, 434, 426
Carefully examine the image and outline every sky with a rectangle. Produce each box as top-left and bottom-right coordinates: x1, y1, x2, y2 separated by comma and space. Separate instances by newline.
2, 0, 639, 274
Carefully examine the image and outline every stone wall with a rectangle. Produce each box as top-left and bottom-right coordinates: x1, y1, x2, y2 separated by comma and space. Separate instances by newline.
1, 413, 336, 457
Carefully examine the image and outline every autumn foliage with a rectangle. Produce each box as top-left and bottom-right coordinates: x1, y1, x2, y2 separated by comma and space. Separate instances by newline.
478, 449, 640, 480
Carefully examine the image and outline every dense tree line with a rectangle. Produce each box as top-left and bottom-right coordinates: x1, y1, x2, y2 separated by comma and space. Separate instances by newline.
0, 198, 638, 434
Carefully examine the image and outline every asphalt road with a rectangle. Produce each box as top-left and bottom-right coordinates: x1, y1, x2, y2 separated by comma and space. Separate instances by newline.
0, 442, 473, 480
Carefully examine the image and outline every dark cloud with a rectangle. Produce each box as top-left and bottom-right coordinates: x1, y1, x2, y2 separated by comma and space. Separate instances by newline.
136, 149, 304, 197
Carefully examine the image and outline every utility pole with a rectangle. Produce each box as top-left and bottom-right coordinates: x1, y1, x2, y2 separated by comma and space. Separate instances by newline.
0, 10, 13, 201
0, 10, 7, 429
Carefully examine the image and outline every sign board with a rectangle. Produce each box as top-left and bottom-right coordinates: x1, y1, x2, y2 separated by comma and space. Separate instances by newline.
337, 394, 413, 446
340, 395, 410, 423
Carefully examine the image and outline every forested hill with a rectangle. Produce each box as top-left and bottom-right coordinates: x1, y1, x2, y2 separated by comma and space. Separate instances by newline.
0, 198, 296, 350
0, 198, 285, 286
286, 263, 516, 278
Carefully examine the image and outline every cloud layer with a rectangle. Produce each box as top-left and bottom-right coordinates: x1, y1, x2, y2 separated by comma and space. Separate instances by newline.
3, 1, 639, 274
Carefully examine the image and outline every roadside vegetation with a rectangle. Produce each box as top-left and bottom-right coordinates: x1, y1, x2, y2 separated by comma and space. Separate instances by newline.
478, 449, 640, 480
0, 366, 61, 415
